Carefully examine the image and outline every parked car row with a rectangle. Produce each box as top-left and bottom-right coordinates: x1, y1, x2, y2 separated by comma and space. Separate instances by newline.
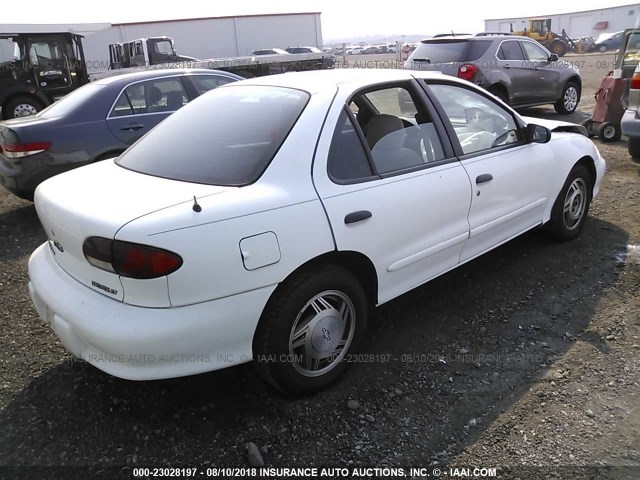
333, 44, 398, 55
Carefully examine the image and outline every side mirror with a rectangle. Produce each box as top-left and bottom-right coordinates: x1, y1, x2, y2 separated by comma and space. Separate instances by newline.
29, 47, 39, 67
548, 53, 559, 62
525, 124, 551, 143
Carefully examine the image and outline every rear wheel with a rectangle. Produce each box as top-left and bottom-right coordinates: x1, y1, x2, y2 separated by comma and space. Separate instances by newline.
488, 86, 509, 105
253, 265, 368, 396
546, 164, 592, 241
598, 45, 608, 53
596, 122, 621, 142
554, 82, 580, 114
5, 96, 43, 119
628, 137, 640, 160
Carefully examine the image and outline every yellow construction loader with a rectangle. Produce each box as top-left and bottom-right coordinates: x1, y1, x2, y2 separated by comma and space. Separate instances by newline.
511, 19, 576, 57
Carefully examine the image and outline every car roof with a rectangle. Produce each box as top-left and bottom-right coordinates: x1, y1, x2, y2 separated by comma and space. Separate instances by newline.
422, 34, 521, 42
92, 68, 238, 86
227, 69, 445, 95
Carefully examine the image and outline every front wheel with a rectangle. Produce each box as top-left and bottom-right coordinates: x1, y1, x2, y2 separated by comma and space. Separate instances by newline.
546, 165, 592, 241
554, 82, 580, 114
550, 40, 568, 57
5, 96, 43, 119
253, 266, 368, 395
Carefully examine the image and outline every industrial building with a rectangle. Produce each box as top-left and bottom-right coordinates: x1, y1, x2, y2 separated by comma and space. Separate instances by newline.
0, 12, 324, 73
485, 3, 640, 39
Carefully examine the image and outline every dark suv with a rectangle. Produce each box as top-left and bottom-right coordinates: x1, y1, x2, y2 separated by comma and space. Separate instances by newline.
403, 34, 582, 114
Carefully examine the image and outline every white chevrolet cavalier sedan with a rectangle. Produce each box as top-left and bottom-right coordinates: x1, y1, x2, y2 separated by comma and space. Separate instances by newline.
28, 69, 605, 395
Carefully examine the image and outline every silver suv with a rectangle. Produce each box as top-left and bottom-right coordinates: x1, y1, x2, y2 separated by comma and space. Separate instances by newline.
403, 34, 582, 114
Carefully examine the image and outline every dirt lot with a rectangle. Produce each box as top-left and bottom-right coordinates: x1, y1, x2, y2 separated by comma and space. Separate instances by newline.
0, 53, 639, 479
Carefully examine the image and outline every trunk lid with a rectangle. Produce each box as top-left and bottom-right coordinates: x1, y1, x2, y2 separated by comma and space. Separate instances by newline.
34, 160, 231, 300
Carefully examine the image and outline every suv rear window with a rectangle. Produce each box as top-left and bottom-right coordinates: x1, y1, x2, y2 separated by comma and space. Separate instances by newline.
410, 40, 491, 63
116, 86, 309, 186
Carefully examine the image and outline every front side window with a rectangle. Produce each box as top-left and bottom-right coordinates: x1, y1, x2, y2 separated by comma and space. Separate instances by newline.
116, 86, 309, 186
521, 42, 549, 61
429, 84, 520, 155
340, 85, 446, 177
110, 78, 188, 117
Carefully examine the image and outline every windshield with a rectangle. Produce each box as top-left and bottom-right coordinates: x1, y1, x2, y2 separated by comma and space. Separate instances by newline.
37, 84, 106, 118
410, 41, 469, 63
410, 40, 491, 64
154, 40, 174, 55
116, 86, 310, 186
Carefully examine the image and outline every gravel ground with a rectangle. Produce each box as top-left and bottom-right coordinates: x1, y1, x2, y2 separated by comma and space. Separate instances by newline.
0, 53, 638, 480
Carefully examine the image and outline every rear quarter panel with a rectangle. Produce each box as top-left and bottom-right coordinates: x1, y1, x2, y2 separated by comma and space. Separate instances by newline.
114, 87, 339, 307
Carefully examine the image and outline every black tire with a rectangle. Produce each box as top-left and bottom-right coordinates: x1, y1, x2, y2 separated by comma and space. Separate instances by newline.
488, 86, 509, 105
550, 40, 568, 57
628, 137, 640, 160
253, 265, 368, 396
4, 96, 43, 119
598, 45, 608, 53
596, 122, 621, 142
554, 81, 580, 114
546, 164, 592, 242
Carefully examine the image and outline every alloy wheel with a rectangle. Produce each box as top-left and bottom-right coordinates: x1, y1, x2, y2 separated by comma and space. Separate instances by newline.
563, 178, 587, 230
288, 290, 356, 377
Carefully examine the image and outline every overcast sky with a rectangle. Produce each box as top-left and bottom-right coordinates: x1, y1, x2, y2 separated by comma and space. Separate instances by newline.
1, 0, 631, 40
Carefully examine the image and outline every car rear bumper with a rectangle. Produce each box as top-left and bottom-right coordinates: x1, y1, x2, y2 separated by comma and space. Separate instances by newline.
621, 109, 640, 138
0, 151, 82, 198
28, 243, 276, 381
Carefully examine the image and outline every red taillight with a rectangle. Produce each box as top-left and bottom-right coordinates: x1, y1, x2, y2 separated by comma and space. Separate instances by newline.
457, 64, 477, 81
83, 237, 183, 279
3, 141, 51, 159
631, 72, 640, 90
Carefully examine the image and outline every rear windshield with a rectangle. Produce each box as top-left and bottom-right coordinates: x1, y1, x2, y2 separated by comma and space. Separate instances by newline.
38, 84, 106, 118
116, 85, 309, 186
410, 40, 491, 64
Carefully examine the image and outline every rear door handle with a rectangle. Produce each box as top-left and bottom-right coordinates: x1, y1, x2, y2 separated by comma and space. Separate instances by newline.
476, 173, 493, 184
344, 210, 372, 224
121, 123, 144, 131
503, 64, 511, 69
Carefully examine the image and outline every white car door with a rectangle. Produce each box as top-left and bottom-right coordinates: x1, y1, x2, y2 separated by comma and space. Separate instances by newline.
313, 83, 472, 305
425, 82, 557, 262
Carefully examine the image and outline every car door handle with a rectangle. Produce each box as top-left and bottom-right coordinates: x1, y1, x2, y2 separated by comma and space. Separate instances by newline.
476, 174, 493, 184
503, 64, 512, 69
344, 210, 372, 224
121, 123, 144, 131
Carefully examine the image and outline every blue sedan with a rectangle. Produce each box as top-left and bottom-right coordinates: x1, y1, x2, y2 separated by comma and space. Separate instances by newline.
0, 68, 242, 199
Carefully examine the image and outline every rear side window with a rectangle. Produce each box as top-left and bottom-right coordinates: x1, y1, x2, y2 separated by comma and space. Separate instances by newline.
189, 75, 235, 95
38, 84, 106, 118
497, 41, 525, 60
464, 40, 492, 61
116, 86, 309, 186
410, 41, 468, 63
328, 109, 373, 181
110, 78, 188, 117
